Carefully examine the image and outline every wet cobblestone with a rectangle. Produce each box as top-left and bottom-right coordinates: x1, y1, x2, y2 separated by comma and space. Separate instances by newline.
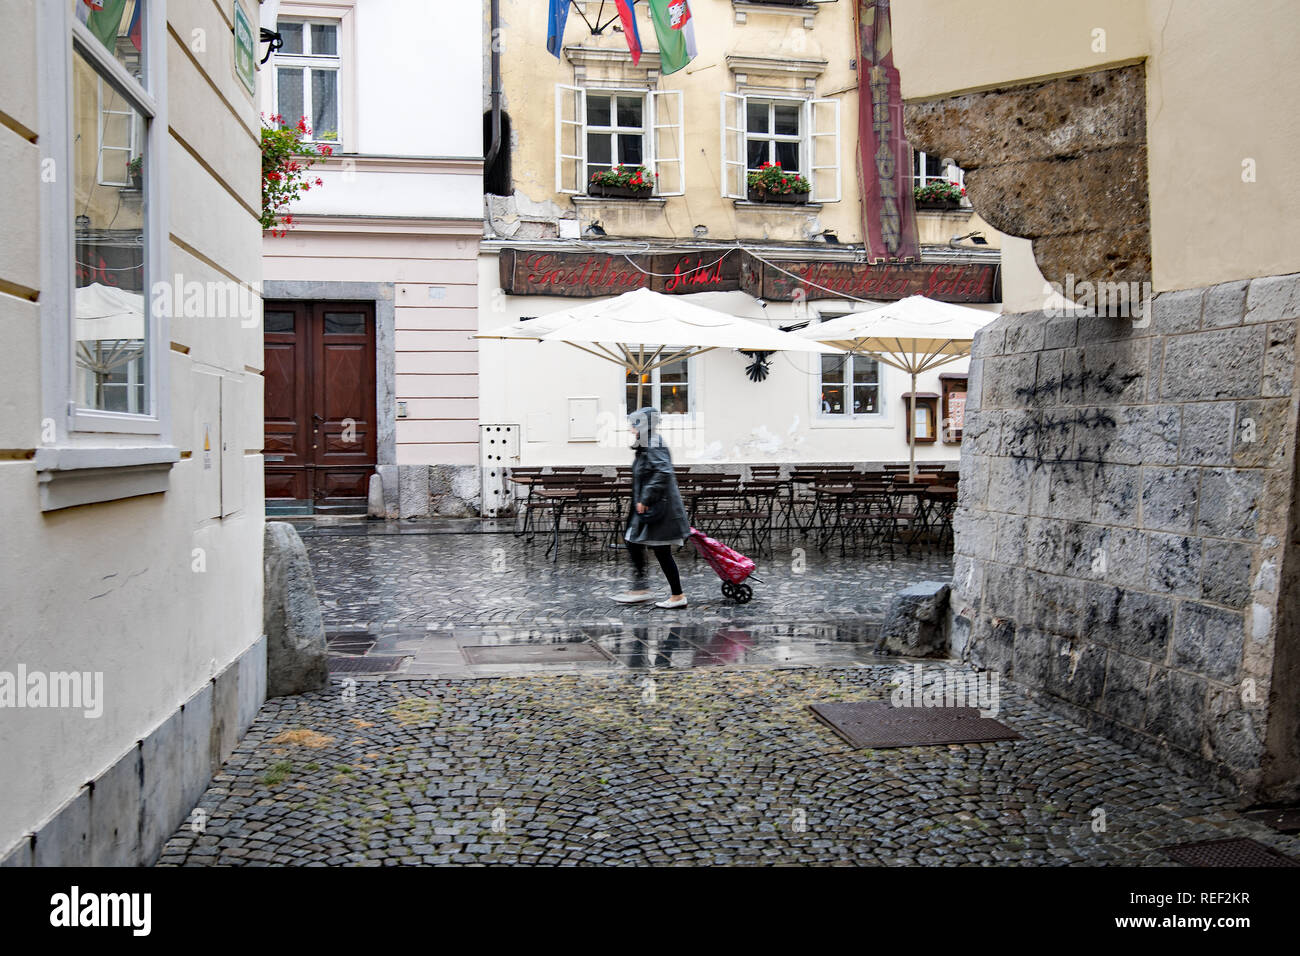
302, 527, 953, 629
157, 665, 1300, 867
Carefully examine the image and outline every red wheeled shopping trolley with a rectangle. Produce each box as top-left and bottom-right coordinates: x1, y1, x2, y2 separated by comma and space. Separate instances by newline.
688, 526, 760, 604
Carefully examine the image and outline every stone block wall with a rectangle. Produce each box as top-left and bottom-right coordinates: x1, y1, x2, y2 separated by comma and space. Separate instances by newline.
950, 274, 1300, 800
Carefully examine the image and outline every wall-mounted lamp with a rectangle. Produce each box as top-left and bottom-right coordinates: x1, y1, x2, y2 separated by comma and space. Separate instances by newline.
75, 214, 91, 232
819, 231, 839, 244
396, 401, 408, 419
584, 221, 606, 238
693, 224, 708, 239
949, 231, 988, 247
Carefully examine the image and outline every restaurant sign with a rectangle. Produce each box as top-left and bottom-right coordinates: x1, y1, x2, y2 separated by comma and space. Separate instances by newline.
498, 248, 743, 298
498, 247, 998, 304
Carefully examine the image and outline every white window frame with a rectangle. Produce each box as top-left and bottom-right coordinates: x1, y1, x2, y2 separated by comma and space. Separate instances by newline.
744, 97, 803, 174
913, 149, 967, 199
720, 91, 839, 202
583, 90, 648, 178
35, 0, 177, 509
817, 353, 883, 420
625, 358, 694, 419
555, 84, 684, 197
272, 17, 342, 145
96, 77, 141, 188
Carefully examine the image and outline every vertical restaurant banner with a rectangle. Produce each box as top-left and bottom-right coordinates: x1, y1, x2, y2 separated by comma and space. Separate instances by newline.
855, 1, 920, 263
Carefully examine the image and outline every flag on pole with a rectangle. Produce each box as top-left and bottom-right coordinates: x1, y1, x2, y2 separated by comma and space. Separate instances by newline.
546, 0, 570, 59
646, 0, 697, 75
83, 0, 129, 51
127, 0, 143, 53
614, 0, 643, 65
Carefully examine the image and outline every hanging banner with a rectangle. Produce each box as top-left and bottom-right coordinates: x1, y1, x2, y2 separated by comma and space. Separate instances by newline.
855, 0, 920, 263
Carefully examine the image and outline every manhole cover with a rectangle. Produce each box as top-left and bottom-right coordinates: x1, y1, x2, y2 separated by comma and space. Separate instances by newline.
462, 642, 613, 665
809, 701, 1021, 749
1162, 837, 1300, 867
328, 655, 407, 674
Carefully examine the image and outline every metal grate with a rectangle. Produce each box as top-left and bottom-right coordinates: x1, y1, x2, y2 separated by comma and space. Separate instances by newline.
1162, 837, 1300, 868
462, 642, 613, 665
809, 701, 1021, 749
328, 655, 407, 674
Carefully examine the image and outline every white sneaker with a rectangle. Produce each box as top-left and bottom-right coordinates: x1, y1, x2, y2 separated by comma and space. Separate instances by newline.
613, 591, 654, 604
655, 596, 688, 609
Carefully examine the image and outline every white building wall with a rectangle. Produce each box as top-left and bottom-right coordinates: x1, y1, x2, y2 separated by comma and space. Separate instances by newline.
260, 0, 484, 470
1, 0, 265, 864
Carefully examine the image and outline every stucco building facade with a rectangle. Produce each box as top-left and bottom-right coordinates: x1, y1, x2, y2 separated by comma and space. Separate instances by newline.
259, 0, 484, 517
2, 0, 266, 865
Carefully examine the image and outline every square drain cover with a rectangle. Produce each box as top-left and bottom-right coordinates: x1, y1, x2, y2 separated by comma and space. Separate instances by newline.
462, 642, 612, 665
329, 655, 407, 674
1162, 837, 1300, 867
809, 701, 1021, 749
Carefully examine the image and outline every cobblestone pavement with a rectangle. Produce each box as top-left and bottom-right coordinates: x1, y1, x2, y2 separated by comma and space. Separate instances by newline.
158, 664, 1300, 866
299, 522, 953, 630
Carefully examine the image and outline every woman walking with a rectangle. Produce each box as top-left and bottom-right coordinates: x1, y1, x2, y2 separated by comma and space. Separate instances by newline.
614, 406, 690, 609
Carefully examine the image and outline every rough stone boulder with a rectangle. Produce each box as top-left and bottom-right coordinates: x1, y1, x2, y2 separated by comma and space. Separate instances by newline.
874, 581, 952, 658
263, 522, 329, 696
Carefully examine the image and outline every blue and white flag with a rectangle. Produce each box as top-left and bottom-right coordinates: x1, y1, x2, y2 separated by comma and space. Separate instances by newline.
547, 0, 570, 59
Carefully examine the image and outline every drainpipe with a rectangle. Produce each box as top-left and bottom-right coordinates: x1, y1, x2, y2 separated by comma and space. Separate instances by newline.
486, 0, 502, 170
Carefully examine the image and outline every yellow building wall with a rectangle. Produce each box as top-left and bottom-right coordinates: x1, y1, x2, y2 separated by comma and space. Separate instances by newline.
500, 0, 1000, 249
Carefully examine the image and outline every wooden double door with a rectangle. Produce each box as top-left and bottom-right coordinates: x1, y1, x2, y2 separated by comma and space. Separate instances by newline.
263, 300, 377, 512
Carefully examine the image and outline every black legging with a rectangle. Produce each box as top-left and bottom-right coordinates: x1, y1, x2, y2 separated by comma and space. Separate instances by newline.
627, 541, 682, 594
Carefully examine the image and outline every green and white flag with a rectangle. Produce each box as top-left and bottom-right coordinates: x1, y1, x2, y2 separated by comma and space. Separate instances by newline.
647, 0, 697, 75
80, 0, 130, 52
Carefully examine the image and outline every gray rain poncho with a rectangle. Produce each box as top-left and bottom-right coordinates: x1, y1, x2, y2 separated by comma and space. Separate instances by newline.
624, 407, 691, 546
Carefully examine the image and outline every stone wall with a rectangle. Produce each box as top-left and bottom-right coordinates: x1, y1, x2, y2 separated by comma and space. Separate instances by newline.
376, 464, 483, 519
950, 276, 1299, 799
905, 64, 1150, 288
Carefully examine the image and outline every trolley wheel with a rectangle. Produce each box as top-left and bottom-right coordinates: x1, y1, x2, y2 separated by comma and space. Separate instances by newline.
735, 583, 754, 604
721, 581, 738, 601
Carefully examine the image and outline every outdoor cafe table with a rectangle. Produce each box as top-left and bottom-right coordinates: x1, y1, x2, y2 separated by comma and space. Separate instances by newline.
537, 487, 580, 562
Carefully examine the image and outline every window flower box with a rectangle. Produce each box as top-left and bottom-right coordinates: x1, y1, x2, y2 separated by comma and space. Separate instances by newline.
588, 164, 656, 199
746, 186, 808, 204
914, 179, 965, 211
745, 162, 811, 204
588, 183, 654, 199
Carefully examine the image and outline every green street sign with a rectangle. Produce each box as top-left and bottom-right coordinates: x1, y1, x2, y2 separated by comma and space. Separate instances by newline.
233, 0, 255, 95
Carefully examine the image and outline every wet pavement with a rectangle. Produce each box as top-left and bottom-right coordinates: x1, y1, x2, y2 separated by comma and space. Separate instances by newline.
153, 521, 1300, 866
299, 520, 953, 634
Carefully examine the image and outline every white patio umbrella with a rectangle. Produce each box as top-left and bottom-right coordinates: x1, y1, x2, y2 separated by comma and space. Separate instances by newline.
75, 282, 145, 342
794, 295, 998, 482
477, 286, 842, 409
